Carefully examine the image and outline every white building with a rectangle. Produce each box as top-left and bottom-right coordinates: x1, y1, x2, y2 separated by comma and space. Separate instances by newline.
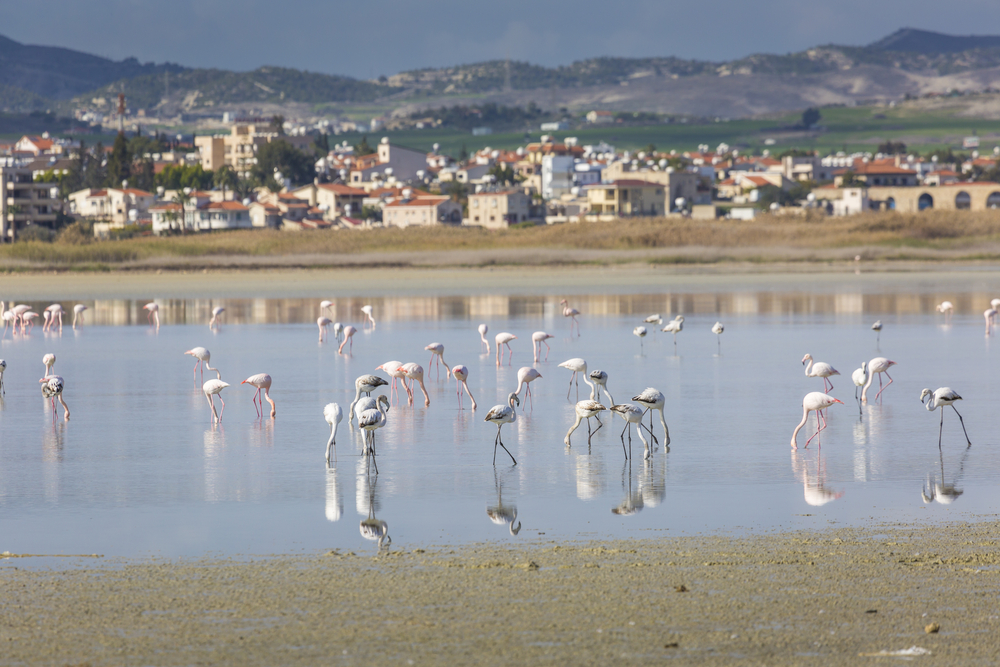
542, 155, 574, 199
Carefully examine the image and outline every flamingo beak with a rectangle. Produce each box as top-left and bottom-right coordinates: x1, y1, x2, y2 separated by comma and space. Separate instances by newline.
833, 399, 844, 404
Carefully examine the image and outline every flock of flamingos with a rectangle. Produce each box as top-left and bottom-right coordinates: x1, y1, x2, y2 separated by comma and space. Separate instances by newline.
0, 294, 987, 468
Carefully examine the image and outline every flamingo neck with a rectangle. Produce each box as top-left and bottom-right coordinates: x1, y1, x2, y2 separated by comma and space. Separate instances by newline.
790, 404, 810, 446
803, 359, 813, 377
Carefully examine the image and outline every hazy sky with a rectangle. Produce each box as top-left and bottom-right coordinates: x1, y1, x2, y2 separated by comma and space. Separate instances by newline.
5, 0, 1000, 79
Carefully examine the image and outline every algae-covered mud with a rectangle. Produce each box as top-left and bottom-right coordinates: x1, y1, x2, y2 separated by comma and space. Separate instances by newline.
3, 521, 1000, 665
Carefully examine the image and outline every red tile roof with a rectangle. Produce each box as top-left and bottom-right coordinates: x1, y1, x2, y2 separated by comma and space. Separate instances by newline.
318, 183, 367, 196
384, 196, 450, 208
205, 201, 249, 211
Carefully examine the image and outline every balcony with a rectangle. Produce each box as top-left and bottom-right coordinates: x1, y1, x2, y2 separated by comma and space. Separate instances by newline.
7, 196, 61, 207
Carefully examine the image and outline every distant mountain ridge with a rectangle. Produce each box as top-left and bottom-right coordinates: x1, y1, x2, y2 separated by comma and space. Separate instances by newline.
869, 28, 1000, 53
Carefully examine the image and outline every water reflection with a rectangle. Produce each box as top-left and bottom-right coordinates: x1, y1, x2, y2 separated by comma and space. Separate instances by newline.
487, 467, 521, 535
325, 466, 343, 522
203, 424, 225, 502
357, 463, 390, 549
612, 461, 644, 516
922, 446, 971, 505
791, 449, 843, 506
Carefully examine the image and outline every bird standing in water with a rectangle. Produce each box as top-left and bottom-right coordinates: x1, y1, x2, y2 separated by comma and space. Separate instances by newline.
242, 373, 275, 418
484, 393, 520, 465
920, 387, 971, 447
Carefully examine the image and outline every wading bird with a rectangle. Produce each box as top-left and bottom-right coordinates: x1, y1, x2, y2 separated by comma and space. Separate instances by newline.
42, 353, 55, 379
872, 319, 882, 343
338, 325, 357, 354
802, 353, 840, 393
712, 321, 724, 350
514, 366, 542, 410
359, 395, 390, 471
920, 387, 971, 447
333, 322, 344, 342
324, 402, 343, 462
790, 392, 842, 449
632, 387, 670, 447
452, 364, 477, 410
564, 400, 606, 446
937, 301, 954, 321
862, 357, 897, 404
143, 302, 160, 328
495, 332, 516, 367
484, 393, 520, 465
986, 308, 997, 336
40, 375, 70, 421
319, 300, 334, 315
348, 374, 389, 424
317, 317, 331, 342
361, 305, 376, 328
72, 304, 87, 329
662, 315, 684, 349
401, 362, 430, 407
478, 323, 490, 352
45, 304, 64, 332
209, 306, 225, 330
633, 326, 647, 351
0, 359, 6, 395
425, 342, 451, 379
852, 361, 868, 403
242, 373, 275, 418
203, 379, 229, 422
185, 347, 220, 384
376, 361, 407, 404
560, 299, 580, 336
558, 358, 594, 400
532, 331, 554, 362
610, 403, 650, 460
589, 370, 614, 405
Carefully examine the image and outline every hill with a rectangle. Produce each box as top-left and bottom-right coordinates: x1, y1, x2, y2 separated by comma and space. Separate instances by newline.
869, 27, 1000, 53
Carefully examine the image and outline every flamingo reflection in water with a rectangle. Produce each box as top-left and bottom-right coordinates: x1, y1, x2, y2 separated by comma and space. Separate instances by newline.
612, 460, 644, 516
487, 468, 521, 535
325, 465, 343, 522
791, 449, 843, 506
920, 387, 972, 447
358, 466, 390, 549
922, 443, 971, 505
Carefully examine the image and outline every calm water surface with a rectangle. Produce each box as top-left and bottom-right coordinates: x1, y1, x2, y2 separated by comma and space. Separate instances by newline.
2, 283, 1000, 561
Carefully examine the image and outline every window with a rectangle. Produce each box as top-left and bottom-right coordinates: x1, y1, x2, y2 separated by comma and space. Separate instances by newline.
472, 199, 479, 208
605, 190, 614, 201
621, 190, 628, 201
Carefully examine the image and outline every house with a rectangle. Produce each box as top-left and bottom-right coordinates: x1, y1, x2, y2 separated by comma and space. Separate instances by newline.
467, 189, 532, 228
835, 163, 918, 187
349, 138, 429, 188
0, 164, 60, 242
781, 155, 836, 182
586, 111, 615, 124
716, 173, 792, 201
14, 135, 56, 156
602, 162, 705, 207
154, 198, 250, 233
149, 202, 183, 234
382, 196, 462, 228
248, 202, 282, 229
289, 182, 368, 219
69, 187, 154, 226
922, 169, 960, 186
67, 188, 111, 218
586, 180, 666, 216
832, 188, 870, 216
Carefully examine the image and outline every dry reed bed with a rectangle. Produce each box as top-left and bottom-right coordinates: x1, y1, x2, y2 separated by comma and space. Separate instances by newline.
3, 210, 1000, 266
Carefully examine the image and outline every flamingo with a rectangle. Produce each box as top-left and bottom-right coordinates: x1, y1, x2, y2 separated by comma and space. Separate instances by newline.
644, 314, 663, 328
558, 358, 593, 400
633, 326, 647, 351
353, 396, 377, 423
921, 387, 971, 447
937, 301, 954, 320
478, 323, 490, 352
802, 353, 840, 392
12, 304, 30, 333
2, 302, 15, 336
565, 400, 607, 446
43, 310, 52, 332
589, 370, 614, 405
790, 392, 842, 448
338, 325, 357, 354
862, 357, 897, 403
185, 347, 220, 384
452, 364, 477, 410
42, 353, 55, 379
361, 304, 376, 328
209, 306, 225, 330
532, 331, 554, 362
986, 309, 997, 336
203, 379, 229, 422
872, 319, 882, 343
40, 375, 70, 421
241, 373, 275, 418
376, 361, 407, 404
610, 403, 650, 459
401, 362, 430, 407
0, 359, 6, 395
348, 374, 389, 424
319, 300, 334, 315
514, 366, 542, 410
317, 316, 331, 342
993, 298, 1000, 312
632, 387, 670, 447
484, 393, 519, 465
72, 304, 88, 329
333, 322, 344, 342
662, 315, 684, 349
712, 321, 724, 350
852, 361, 868, 403
22, 311, 38, 332
143, 302, 160, 328
324, 402, 344, 461
425, 342, 452, 379
359, 395, 390, 471
560, 299, 580, 336
46, 305, 65, 332
495, 332, 516, 367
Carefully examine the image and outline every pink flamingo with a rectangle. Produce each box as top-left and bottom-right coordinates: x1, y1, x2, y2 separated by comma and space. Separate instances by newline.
22, 311, 38, 332
802, 353, 839, 393
862, 357, 897, 403
361, 305, 376, 328
185, 347, 220, 385
478, 323, 490, 352
209, 306, 225, 330
376, 361, 407, 404
203, 379, 229, 422
532, 331, 554, 362
560, 299, 580, 336
452, 364, 477, 410
42, 311, 51, 331
2, 302, 15, 336
514, 367, 542, 410
495, 332, 516, 367
401, 362, 430, 407
425, 342, 452, 379
338, 325, 357, 354
791, 392, 842, 448
72, 304, 87, 329
242, 373, 275, 418
143, 303, 160, 328
985, 308, 996, 335
317, 316, 331, 342
46, 303, 64, 331
11, 304, 30, 333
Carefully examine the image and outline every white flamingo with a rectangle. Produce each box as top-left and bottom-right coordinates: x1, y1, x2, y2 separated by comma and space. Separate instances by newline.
425, 342, 451, 379
324, 402, 344, 461
143, 302, 160, 328
495, 332, 516, 367
937, 301, 954, 321
359, 395, 390, 472
791, 392, 842, 448
921, 387, 971, 447
338, 325, 357, 354
40, 375, 70, 421
589, 370, 614, 405
241, 373, 275, 418
42, 353, 55, 378
644, 314, 663, 328
862, 357, 897, 403
610, 403, 650, 459
12, 304, 30, 333
203, 379, 229, 422
484, 393, 519, 465
2, 302, 15, 336
872, 319, 882, 343
333, 322, 344, 342
209, 306, 225, 329
401, 362, 430, 407
712, 321, 724, 350
633, 326, 647, 351
376, 361, 407, 404
532, 331, 554, 362
852, 361, 868, 402
72, 304, 88, 329
319, 300, 334, 315
317, 316, 331, 342
478, 323, 490, 352
564, 400, 606, 446
348, 374, 389, 424
802, 353, 839, 392
986, 309, 997, 335
361, 305, 376, 328
662, 315, 684, 348
558, 357, 593, 400
45, 304, 64, 332
632, 387, 670, 447
514, 366, 542, 410
452, 364, 477, 410
185, 347, 220, 384
560, 299, 580, 336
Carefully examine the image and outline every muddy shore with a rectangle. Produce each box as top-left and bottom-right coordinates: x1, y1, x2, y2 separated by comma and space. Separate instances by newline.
3, 520, 999, 665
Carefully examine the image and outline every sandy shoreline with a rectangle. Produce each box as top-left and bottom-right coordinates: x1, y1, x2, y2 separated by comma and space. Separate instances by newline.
3, 519, 999, 665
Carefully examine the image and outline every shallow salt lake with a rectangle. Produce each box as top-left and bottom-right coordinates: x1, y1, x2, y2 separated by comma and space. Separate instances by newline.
3, 277, 1000, 560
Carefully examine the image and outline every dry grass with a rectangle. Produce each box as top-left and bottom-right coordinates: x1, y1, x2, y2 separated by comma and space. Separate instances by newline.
4, 210, 1000, 267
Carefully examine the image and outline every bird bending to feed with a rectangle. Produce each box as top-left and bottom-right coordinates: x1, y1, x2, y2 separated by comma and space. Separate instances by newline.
712, 321, 724, 349
42, 311, 51, 332
558, 357, 593, 400
72, 304, 87, 329
485, 393, 520, 465
633, 326, 647, 351
564, 400, 606, 446
185, 347, 220, 384
40, 375, 70, 421
143, 302, 160, 328
478, 323, 490, 352
317, 317, 331, 342
209, 306, 225, 329
852, 361, 868, 402
611, 403, 650, 459
22, 311, 38, 331
332, 322, 344, 342
589, 370, 614, 405
936, 301, 954, 320
986, 309, 997, 336
790, 392, 842, 449
802, 353, 839, 393
241, 373, 275, 419
632, 387, 670, 447
203, 379, 229, 422
323, 402, 343, 461
45, 304, 64, 332
425, 342, 452, 379
361, 305, 376, 328
531, 331, 554, 362
560, 299, 581, 336
401, 362, 430, 407
0, 359, 5, 395
861, 357, 897, 403
376, 361, 407, 404
921, 387, 971, 447
358, 395, 390, 470
348, 374, 389, 424
452, 364, 477, 410
872, 319, 882, 343
514, 366, 542, 410
662, 316, 684, 348
42, 353, 56, 379
495, 332, 516, 367
338, 325, 357, 354
2, 303, 15, 336
319, 300, 334, 315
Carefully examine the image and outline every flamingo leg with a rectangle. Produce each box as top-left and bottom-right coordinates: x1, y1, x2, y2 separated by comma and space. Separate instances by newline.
527, 384, 533, 411
619, 422, 629, 458
218, 396, 226, 422
207, 394, 218, 421
566, 372, 574, 400
493, 428, 500, 465
874, 371, 893, 402
498, 430, 517, 465
805, 411, 819, 447
640, 411, 659, 445
951, 405, 972, 446
938, 407, 945, 448
543, 340, 551, 360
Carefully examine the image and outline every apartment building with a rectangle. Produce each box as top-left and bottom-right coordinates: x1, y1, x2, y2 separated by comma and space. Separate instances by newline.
467, 189, 531, 228
69, 187, 155, 226
586, 180, 666, 216
0, 163, 60, 241
195, 123, 314, 174
348, 138, 429, 188
382, 196, 462, 228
